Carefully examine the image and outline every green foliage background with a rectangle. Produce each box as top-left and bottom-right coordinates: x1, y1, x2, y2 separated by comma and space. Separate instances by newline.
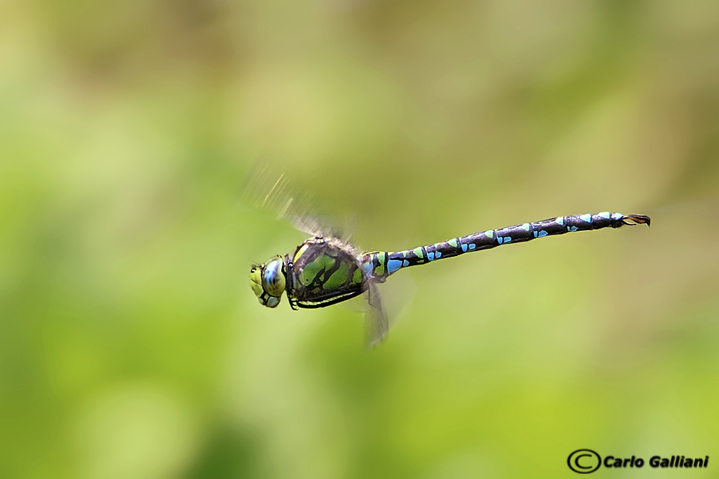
1, 0, 718, 478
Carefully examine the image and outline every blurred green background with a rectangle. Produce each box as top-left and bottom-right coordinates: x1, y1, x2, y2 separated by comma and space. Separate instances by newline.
1, 0, 719, 478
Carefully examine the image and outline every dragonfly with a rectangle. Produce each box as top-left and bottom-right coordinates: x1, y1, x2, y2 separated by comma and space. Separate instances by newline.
245, 168, 651, 345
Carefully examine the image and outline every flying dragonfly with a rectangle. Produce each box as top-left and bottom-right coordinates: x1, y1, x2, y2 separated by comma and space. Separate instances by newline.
244, 166, 651, 345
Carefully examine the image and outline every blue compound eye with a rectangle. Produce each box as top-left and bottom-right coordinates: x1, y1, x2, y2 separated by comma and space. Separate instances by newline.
249, 256, 285, 308
262, 256, 286, 297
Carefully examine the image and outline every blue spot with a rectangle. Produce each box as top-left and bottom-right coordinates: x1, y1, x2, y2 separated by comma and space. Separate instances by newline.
599, 211, 610, 219
468, 243, 476, 250
556, 217, 564, 225
503, 237, 512, 243
461, 243, 468, 252
497, 237, 503, 244
612, 213, 623, 220
403, 260, 409, 267
387, 259, 402, 274
435, 251, 442, 259
533, 231, 538, 238
538, 230, 548, 238
427, 252, 435, 261
580, 214, 592, 223
363, 262, 372, 274
568, 226, 578, 232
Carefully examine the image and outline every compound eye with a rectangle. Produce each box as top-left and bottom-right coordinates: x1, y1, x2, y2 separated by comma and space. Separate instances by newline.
262, 257, 286, 297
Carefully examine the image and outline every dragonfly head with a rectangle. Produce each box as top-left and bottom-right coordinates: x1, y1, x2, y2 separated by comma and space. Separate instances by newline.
249, 256, 286, 308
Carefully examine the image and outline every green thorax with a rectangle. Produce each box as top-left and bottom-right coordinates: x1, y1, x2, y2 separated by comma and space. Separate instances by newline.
286, 236, 366, 309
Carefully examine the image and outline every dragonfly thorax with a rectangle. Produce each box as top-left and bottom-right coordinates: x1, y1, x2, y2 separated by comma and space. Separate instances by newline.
249, 255, 286, 308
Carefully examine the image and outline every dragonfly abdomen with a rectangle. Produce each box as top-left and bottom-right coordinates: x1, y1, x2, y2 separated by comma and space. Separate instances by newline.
361, 212, 650, 279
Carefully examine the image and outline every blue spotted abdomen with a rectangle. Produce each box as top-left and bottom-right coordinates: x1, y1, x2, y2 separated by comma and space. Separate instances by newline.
360, 212, 649, 279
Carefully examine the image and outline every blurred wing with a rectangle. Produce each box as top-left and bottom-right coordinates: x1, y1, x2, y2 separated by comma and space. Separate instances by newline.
238, 162, 329, 237
365, 281, 389, 348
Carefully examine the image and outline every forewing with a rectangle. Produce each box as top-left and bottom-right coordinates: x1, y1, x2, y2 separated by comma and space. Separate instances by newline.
239, 162, 329, 237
